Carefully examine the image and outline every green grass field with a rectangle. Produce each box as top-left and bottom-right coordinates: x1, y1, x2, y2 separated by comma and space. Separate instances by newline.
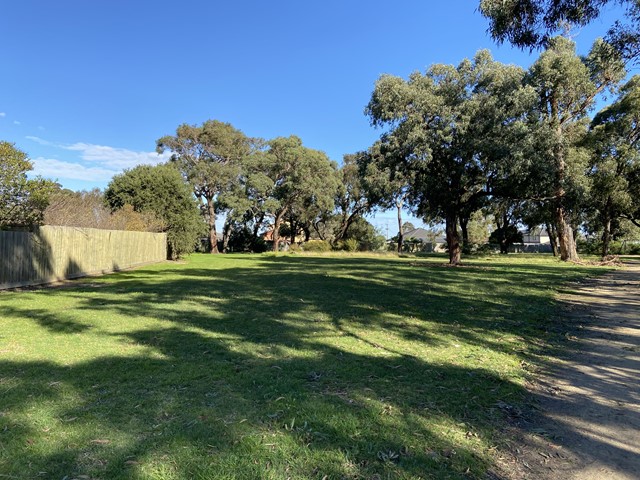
0, 253, 607, 479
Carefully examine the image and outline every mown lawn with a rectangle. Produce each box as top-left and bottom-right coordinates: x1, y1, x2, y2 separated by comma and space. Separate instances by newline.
0, 253, 607, 479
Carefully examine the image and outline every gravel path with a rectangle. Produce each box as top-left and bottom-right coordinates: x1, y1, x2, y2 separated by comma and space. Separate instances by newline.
502, 260, 640, 480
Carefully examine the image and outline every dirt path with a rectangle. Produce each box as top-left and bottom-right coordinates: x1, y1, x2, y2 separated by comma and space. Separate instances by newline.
502, 260, 640, 480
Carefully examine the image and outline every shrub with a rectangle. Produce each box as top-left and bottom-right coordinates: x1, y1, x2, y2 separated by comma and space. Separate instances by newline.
227, 226, 268, 253
303, 240, 331, 252
288, 243, 302, 253
341, 238, 359, 252
105, 164, 204, 260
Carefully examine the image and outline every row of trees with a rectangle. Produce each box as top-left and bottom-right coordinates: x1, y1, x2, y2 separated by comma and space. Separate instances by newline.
365, 36, 639, 264
4, 1, 640, 264
0, 133, 391, 259
154, 123, 395, 255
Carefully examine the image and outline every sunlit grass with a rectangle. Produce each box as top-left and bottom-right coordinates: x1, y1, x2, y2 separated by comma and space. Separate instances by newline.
0, 253, 608, 479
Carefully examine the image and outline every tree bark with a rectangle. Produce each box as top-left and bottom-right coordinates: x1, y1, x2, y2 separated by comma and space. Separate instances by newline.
601, 198, 612, 258
500, 212, 508, 254
222, 219, 232, 253
556, 206, 579, 261
336, 210, 362, 243
312, 219, 326, 240
460, 215, 470, 254
396, 199, 403, 253
500, 238, 508, 254
207, 197, 219, 254
546, 221, 559, 257
446, 211, 462, 265
272, 207, 287, 252
289, 214, 297, 246
551, 99, 579, 262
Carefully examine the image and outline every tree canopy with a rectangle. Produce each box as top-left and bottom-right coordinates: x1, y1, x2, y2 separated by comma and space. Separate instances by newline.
524, 36, 626, 261
366, 50, 532, 264
157, 120, 253, 253
258, 136, 338, 251
105, 163, 205, 259
587, 74, 640, 255
480, 0, 640, 61
0, 141, 55, 229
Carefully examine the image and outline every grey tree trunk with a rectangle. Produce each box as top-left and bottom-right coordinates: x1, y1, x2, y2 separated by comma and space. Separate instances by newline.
556, 206, 579, 261
446, 211, 462, 265
272, 208, 286, 252
222, 219, 232, 253
207, 198, 219, 254
396, 200, 403, 254
602, 202, 612, 258
546, 221, 559, 257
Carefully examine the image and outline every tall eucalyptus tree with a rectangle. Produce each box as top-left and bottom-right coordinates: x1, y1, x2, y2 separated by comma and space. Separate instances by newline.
366, 51, 533, 264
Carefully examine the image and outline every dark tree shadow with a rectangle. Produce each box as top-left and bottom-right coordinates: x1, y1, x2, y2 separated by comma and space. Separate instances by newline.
0, 226, 54, 288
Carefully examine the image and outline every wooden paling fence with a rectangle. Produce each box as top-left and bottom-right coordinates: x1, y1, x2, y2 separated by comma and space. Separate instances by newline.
0, 225, 167, 289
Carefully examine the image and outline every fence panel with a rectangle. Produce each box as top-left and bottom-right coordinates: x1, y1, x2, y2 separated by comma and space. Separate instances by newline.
0, 226, 167, 289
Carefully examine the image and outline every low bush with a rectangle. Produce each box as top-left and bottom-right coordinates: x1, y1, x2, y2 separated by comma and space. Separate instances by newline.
288, 243, 302, 253
340, 238, 359, 252
302, 239, 331, 252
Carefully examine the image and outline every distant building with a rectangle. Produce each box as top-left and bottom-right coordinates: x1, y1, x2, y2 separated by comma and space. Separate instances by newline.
511, 227, 552, 253
521, 228, 550, 245
397, 228, 447, 252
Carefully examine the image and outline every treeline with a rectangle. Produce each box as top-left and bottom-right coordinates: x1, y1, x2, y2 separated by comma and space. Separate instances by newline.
154, 126, 387, 256
149, 37, 638, 264
2, 37, 639, 263
365, 37, 639, 264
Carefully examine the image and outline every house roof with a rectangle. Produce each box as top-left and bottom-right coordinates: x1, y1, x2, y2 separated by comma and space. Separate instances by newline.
522, 227, 549, 236
402, 228, 446, 243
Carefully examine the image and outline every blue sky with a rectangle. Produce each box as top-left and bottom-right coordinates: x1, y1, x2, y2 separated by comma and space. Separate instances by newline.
0, 0, 627, 232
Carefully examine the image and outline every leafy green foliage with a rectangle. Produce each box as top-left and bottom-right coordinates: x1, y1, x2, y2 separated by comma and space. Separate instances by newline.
339, 237, 359, 252
355, 143, 413, 252
366, 50, 532, 264
587, 75, 640, 255
479, 0, 640, 62
466, 211, 493, 246
157, 120, 254, 253
340, 216, 386, 252
258, 136, 339, 250
105, 164, 205, 259
0, 141, 56, 229
225, 223, 269, 253
489, 226, 524, 253
302, 239, 332, 252
333, 153, 372, 243
525, 36, 626, 261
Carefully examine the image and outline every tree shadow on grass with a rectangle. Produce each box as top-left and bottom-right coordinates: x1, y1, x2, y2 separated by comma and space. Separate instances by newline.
0, 254, 610, 479
0, 341, 517, 479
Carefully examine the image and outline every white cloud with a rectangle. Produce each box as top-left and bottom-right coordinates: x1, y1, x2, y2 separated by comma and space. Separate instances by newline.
26, 136, 171, 170
65, 142, 170, 169
38, 126, 45, 131
0, 112, 6, 117
26, 136, 55, 146
31, 157, 119, 182
13, 120, 21, 125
